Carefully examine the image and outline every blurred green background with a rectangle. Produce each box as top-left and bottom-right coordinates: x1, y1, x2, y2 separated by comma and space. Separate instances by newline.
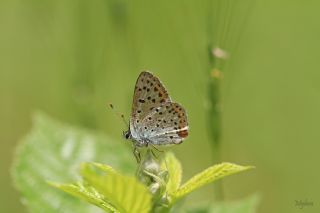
1, 0, 319, 212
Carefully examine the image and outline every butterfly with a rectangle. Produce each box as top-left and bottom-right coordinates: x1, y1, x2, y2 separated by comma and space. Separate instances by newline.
123, 71, 189, 161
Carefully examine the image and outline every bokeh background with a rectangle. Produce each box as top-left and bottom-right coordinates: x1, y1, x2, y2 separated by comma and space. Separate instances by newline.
1, 0, 319, 212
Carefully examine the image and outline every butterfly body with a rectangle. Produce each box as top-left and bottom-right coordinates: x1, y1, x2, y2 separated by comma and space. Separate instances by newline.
125, 71, 189, 152
123, 128, 150, 147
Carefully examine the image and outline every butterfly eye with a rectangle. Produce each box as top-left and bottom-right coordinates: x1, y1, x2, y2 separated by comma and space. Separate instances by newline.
123, 131, 131, 139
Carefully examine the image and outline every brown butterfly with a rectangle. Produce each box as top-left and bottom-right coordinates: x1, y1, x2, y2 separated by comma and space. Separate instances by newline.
123, 71, 189, 161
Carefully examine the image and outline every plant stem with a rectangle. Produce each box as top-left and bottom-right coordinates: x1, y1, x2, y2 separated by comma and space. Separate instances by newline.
207, 47, 225, 201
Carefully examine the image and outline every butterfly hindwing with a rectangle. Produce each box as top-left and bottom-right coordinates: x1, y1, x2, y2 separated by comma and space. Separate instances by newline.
139, 102, 189, 145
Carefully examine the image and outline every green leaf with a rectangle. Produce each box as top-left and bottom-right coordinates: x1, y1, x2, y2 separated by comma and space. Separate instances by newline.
161, 152, 182, 195
172, 163, 254, 202
89, 162, 116, 174
185, 194, 260, 213
81, 162, 152, 213
49, 182, 118, 213
12, 113, 135, 213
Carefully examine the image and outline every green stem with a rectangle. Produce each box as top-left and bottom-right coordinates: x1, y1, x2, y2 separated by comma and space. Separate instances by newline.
207, 46, 225, 201
136, 149, 171, 212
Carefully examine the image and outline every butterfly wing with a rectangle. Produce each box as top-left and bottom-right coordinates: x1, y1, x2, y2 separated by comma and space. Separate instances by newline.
130, 71, 171, 128
138, 102, 189, 145
129, 71, 188, 145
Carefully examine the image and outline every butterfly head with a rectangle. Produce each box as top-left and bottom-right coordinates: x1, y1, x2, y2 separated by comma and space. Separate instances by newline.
123, 130, 132, 140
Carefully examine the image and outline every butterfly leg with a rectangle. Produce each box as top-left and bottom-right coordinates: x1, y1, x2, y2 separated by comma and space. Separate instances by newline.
150, 143, 163, 153
150, 148, 158, 159
133, 146, 141, 163
145, 141, 158, 159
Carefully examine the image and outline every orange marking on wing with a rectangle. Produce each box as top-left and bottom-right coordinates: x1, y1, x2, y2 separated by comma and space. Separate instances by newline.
178, 130, 188, 138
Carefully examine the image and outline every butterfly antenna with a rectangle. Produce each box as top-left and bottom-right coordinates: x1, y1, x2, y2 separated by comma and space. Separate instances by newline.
108, 103, 129, 128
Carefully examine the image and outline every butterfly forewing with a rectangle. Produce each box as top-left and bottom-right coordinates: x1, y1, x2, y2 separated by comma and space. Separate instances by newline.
131, 71, 171, 127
